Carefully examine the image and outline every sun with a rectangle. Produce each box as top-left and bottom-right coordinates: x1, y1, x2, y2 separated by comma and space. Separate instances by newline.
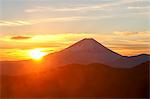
29, 49, 47, 60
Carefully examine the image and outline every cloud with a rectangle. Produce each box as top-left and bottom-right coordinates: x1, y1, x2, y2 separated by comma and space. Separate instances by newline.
11, 36, 31, 40
25, 0, 148, 13
109, 43, 149, 50
0, 20, 32, 26
103, 30, 150, 55
127, 6, 150, 10
25, 3, 114, 13
0, 17, 83, 26
125, 0, 150, 13
113, 31, 150, 36
0, 16, 113, 27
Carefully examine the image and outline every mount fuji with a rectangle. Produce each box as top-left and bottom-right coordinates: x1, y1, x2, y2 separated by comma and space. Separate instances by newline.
44, 38, 150, 68
1, 38, 149, 98
1, 38, 149, 75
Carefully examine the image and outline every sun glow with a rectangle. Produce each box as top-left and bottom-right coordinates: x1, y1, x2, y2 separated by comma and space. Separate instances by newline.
29, 49, 47, 60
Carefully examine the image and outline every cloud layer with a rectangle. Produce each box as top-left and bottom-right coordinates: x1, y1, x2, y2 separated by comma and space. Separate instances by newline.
114, 31, 150, 36
11, 36, 31, 40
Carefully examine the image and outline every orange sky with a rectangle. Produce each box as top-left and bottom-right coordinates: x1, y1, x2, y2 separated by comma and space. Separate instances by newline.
0, 0, 150, 61
0, 32, 149, 61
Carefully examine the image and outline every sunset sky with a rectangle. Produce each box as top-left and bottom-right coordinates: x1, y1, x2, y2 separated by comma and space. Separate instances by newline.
0, 0, 150, 61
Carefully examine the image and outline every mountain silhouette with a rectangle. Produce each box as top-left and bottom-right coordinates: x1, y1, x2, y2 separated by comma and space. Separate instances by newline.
1, 38, 150, 75
44, 38, 150, 68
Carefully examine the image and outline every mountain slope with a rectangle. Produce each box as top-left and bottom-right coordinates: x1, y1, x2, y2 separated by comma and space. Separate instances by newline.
44, 38, 122, 66
112, 54, 150, 68
44, 38, 149, 68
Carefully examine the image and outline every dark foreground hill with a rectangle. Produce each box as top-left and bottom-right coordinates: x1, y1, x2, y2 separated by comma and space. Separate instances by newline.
1, 61, 149, 98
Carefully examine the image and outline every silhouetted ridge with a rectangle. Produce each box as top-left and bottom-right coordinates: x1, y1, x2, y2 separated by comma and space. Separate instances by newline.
1, 61, 149, 98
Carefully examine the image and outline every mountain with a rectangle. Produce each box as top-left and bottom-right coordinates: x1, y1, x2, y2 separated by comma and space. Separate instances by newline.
0, 38, 149, 75
1, 61, 149, 98
0, 38, 149, 98
112, 54, 150, 68
44, 38, 150, 68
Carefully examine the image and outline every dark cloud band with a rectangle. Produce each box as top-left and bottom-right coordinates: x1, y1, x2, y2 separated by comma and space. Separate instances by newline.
11, 36, 31, 40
